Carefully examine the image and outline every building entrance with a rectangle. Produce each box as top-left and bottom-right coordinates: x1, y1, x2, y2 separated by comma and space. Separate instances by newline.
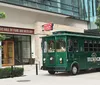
2, 34, 31, 66
2, 40, 14, 66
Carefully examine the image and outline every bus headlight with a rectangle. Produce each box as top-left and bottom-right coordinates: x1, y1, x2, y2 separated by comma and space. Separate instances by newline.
59, 58, 62, 61
50, 57, 53, 60
43, 58, 46, 61
59, 58, 63, 64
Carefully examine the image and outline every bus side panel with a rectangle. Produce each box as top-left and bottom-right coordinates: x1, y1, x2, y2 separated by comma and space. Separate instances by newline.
67, 37, 87, 71
86, 38, 100, 69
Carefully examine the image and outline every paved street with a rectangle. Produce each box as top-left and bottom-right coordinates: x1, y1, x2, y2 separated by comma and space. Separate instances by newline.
0, 65, 100, 85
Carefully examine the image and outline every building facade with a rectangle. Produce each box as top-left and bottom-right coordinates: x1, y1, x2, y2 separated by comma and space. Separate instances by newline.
0, 0, 98, 67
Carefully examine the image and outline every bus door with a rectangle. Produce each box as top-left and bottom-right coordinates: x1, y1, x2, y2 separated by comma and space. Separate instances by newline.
46, 37, 56, 66
55, 36, 66, 66
68, 37, 80, 67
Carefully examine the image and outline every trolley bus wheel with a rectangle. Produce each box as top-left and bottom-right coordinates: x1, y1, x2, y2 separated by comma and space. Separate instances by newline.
71, 65, 78, 75
48, 70, 55, 75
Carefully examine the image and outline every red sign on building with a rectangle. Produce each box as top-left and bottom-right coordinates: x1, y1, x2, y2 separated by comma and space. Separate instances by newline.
42, 23, 53, 31
0, 26, 34, 34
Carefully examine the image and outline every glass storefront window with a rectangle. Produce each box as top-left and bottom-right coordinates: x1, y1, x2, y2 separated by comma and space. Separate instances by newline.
14, 35, 22, 41
3, 34, 31, 65
56, 39, 66, 52
22, 41, 31, 63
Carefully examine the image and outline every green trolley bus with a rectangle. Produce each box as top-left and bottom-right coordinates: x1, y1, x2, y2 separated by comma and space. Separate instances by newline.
41, 31, 100, 75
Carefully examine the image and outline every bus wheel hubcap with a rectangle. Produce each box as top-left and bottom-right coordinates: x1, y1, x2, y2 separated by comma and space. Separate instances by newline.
72, 66, 77, 74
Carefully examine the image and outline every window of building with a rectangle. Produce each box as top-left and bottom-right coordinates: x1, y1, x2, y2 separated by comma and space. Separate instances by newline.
13, 35, 31, 64
2, 34, 31, 65
22, 41, 31, 63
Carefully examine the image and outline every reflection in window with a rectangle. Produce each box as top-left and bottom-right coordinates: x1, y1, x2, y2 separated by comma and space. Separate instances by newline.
48, 40, 55, 52
56, 39, 66, 52
22, 42, 31, 63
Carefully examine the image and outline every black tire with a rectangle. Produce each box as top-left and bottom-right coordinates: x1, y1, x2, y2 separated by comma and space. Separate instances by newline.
96, 68, 100, 71
48, 70, 55, 75
71, 65, 78, 75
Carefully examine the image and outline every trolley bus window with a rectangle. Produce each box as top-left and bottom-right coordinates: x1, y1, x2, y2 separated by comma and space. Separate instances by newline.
56, 39, 66, 52
68, 39, 78, 52
84, 40, 88, 52
44, 41, 47, 53
73, 40, 78, 52
98, 41, 100, 51
89, 41, 93, 51
48, 40, 55, 52
94, 41, 98, 52
68, 39, 73, 51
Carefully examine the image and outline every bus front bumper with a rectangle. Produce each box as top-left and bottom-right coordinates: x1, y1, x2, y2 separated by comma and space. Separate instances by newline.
42, 66, 67, 72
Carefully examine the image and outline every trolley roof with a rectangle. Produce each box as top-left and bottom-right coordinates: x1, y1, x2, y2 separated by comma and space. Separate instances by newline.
41, 31, 100, 39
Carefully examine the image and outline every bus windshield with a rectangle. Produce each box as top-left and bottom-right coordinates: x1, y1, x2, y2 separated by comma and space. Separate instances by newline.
43, 39, 66, 53
56, 39, 66, 52
48, 40, 55, 52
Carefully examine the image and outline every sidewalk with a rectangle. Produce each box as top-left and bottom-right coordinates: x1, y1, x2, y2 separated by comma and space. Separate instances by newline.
0, 65, 49, 85
0, 65, 100, 85
12, 64, 43, 76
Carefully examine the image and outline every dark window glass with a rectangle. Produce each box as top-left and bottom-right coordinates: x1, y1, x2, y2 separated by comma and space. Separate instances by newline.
98, 41, 100, 51
73, 40, 78, 52
89, 41, 93, 51
68, 39, 73, 51
98, 43, 100, 47
68, 39, 78, 52
84, 40, 88, 52
93, 41, 98, 52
